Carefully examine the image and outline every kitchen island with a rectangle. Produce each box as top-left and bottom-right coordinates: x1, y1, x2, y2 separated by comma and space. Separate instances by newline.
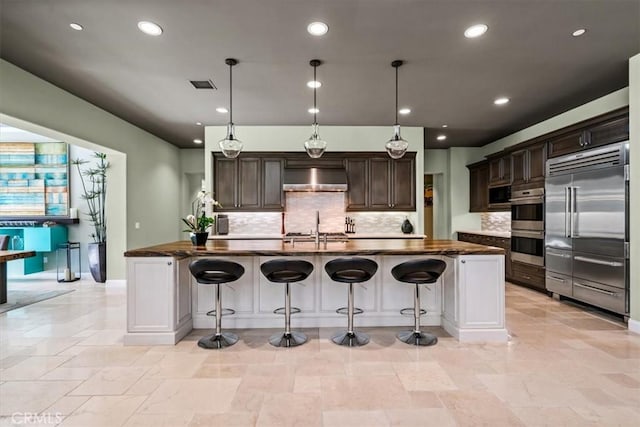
124, 239, 507, 345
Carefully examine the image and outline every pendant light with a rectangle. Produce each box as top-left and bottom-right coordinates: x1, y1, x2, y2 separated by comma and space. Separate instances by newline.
385, 60, 409, 159
219, 58, 243, 158
304, 59, 327, 158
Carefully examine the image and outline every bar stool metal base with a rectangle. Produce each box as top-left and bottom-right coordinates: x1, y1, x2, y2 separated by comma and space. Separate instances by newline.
269, 331, 307, 348
198, 332, 239, 349
396, 330, 438, 346
331, 331, 369, 347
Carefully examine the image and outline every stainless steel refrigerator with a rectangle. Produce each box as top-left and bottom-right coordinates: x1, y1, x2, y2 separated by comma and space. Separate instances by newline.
545, 141, 629, 315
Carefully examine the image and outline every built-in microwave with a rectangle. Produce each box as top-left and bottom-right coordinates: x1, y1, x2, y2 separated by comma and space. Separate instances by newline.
488, 185, 511, 209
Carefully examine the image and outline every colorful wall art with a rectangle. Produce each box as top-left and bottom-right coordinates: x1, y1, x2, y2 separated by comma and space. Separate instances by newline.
0, 142, 69, 216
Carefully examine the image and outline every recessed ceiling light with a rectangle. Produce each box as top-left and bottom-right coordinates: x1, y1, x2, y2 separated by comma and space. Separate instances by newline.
307, 21, 329, 36
137, 21, 163, 36
437, 135, 447, 141
494, 97, 510, 105
464, 24, 488, 38
442, 124, 448, 128
572, 28, 586, 37
216, 107, 228, 114
398, 108, 411, 115
307, 80, 322, 89
193, 138, 203, 144
195, 122, 202, 126
308, 108, 320, 114
69, 23, 83, 31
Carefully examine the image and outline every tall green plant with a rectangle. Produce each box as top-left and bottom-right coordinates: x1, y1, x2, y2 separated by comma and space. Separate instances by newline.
72, 152, 109, 243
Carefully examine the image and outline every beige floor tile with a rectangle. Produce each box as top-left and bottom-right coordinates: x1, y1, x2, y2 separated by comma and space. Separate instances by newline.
393, 361, 458, 391
322, 410, 389, 427
189, 412, 258, 426
257, 392, 322, 427
124, 413, 194, 427
0, 380, 81, 415
321, 376, 412, 411
44, 396, 91, 415
511, 407, 593, 426
0, 355, 70, 380
385, 408, 457, 427
60, 346, 149, 368
1, 276, 638, 426
40, 366, 101, 381
438, 390, 526, 426
59, 395, 146, 427
69, 366, 148, 395
138, 378, 241, 414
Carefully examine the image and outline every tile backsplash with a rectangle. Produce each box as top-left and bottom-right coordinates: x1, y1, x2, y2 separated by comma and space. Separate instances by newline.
216, 192, 418, 235
481, 212, 511, 232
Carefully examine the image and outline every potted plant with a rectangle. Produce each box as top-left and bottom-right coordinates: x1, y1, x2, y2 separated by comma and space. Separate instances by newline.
72, 152, 108, 282
182, 191, 220, 245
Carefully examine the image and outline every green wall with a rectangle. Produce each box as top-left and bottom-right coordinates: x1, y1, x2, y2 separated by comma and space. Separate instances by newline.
0, 59, 182, 279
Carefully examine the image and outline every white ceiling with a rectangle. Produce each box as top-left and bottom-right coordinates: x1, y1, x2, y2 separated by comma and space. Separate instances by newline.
0, 0, 638, 148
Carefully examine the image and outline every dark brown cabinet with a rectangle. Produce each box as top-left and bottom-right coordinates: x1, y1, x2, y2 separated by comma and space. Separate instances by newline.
488, 154, 511, 186
213, 154, 283, 211
511, 261, 545, 292
457, 232, 512, 281
548, 114, 629, 159
467, 161, 489, 212
345, 158, 368, 210
510, 141, 546, 189
350, 153, 415, 211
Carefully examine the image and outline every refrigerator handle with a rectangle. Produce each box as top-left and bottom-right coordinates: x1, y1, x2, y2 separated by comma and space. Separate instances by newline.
564, 187, 571, 238
571, 187, 579, 238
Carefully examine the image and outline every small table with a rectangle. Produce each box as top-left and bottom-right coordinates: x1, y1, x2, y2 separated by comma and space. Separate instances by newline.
0, 250, 36, 304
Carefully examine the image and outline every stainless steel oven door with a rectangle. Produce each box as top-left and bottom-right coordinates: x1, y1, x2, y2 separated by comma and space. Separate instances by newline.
511, 229, 544, 266
510, 188, 544, 231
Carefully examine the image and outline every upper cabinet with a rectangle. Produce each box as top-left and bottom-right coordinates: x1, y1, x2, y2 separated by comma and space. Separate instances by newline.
345, 158, 368, 210
510, 141, 546, 189
467, 160, 489, 212
488, 153, 511, 187
361, 154, 415, 211
547, 111, 629, 159
213, 154, 283, 211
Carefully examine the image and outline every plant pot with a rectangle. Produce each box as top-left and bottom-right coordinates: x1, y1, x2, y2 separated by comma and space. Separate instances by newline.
193, 232, 209, 246
88, 242, 107, 283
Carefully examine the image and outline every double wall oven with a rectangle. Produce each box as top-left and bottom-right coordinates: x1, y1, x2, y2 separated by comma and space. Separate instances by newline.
510, 188, 544, 267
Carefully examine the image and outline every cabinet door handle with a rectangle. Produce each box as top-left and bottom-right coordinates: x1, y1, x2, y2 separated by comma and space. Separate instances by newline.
167, 261, 172, 266
461, 260, 466, 264
522, 274, 531, 280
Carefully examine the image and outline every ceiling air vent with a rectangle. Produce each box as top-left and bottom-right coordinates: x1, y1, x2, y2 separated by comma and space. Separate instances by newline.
190, 80, 217, 89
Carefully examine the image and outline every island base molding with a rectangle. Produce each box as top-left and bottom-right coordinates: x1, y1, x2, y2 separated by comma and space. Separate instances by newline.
125, 253, 506, 345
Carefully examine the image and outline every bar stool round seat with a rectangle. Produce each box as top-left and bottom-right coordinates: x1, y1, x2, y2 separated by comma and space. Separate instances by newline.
391, 259, 446, 346
325, 257, 378, 347
260, 259, 314, 348
190, 259, 245, 349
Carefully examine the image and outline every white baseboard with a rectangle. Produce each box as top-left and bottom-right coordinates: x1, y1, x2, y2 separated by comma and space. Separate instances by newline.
628, 318, 640, 335
441, 316, 508, 343
124, 320, 193, 345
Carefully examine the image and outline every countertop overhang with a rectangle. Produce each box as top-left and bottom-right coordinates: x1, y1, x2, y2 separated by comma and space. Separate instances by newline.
124, 239, 504, 258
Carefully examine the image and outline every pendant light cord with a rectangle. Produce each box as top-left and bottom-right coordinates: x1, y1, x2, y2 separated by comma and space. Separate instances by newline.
313, 63, 317, 124
395, 65, 399, 125
229, 63, 233, 124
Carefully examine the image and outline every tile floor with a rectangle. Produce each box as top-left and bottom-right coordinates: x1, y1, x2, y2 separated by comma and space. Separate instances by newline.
1, 275, 639, 426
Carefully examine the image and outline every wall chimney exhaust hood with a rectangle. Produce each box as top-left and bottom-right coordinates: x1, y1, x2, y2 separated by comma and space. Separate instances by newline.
283, 167, 347, 192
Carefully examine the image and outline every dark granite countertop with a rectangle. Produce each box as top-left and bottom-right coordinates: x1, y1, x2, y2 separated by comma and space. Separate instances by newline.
124, 239, 504, 258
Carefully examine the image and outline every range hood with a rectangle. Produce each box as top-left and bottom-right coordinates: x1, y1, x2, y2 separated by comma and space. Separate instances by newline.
283, 167, 348, 192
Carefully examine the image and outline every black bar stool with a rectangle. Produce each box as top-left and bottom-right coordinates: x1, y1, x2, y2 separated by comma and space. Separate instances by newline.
391, 258, 447, 346
189, 259, 245, 349
260, 259, 314, 347
325, 257, 378, 347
